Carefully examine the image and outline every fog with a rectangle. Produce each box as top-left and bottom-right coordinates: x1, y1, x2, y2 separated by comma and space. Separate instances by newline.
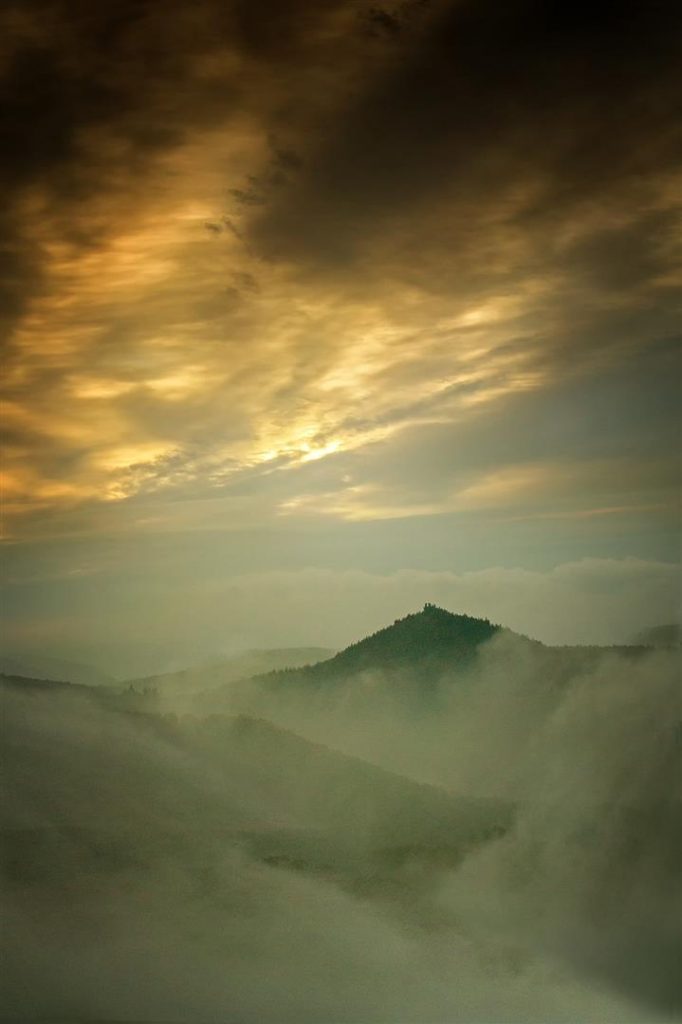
1, 636, 680, 1022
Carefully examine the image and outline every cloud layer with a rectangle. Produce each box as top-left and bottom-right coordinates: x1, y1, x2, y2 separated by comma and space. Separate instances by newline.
1, 0, 679, 547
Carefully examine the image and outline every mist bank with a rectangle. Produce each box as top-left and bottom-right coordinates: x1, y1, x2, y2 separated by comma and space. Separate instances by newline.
1, 627, 680, 1022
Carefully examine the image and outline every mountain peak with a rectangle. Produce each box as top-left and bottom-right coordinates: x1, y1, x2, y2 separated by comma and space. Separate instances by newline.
257, 605, 502, 691
359, 604, 500, 658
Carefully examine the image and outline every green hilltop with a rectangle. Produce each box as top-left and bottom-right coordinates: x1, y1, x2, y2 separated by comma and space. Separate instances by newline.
254, 604, 503, 691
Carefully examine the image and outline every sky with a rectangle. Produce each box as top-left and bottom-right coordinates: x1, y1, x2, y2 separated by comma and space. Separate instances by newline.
1, 0, 680, 675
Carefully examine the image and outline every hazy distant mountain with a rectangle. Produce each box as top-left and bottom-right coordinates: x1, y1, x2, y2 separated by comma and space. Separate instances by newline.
0, 652, 115, 687
631, 624, 682, 648
131, 647, 336, 696
0, 672, 95, 694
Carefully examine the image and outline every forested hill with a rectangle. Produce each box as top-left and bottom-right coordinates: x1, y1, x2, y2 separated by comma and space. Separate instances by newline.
252, 605, 505, 689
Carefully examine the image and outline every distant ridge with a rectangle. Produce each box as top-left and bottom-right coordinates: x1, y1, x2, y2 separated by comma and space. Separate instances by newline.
0, 672, 91, 693
0, 653, 114, 687
130, 646, 337, 695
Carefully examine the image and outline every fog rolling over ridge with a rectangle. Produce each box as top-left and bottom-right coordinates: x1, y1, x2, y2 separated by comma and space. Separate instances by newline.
1, 607, 680, 1023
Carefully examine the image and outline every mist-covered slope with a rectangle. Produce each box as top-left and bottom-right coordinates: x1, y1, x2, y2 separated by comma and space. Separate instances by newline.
2, 608, 680, 1023
1, 681, 516, 1020
1, 683, 510, 898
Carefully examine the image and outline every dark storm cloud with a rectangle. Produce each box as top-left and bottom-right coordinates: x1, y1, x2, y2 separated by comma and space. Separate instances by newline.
253, 0, 680, 266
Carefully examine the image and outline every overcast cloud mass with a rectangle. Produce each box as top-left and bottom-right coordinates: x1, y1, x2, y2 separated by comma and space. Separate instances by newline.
1, 0, 681, 654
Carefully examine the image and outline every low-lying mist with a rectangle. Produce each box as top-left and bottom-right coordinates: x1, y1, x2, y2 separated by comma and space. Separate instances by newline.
1, 635, 680, 1022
